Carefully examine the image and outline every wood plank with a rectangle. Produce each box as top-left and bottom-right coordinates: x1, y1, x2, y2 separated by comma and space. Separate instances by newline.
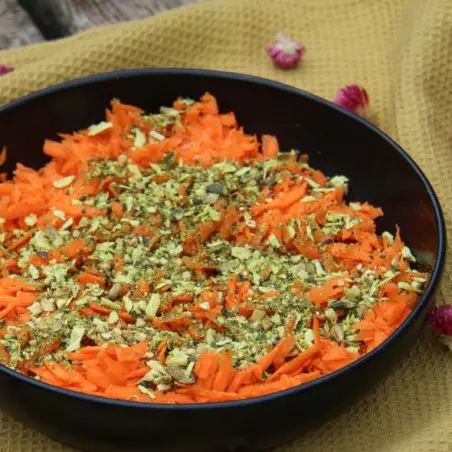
19, 0, 201, 40
59, 0, 201, 33
0, 0, 44, 49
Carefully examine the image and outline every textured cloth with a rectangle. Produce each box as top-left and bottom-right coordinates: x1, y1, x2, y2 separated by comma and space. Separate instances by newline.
0, 0, 451, 450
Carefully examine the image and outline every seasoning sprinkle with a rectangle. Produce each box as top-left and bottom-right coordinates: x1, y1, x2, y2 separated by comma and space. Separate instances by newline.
0, 93, 427, 405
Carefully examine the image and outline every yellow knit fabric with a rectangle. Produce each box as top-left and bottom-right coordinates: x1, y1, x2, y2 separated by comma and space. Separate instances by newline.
0, 0, 451, 450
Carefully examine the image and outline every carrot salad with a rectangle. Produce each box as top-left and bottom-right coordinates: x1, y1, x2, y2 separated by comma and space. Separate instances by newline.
0, 94, 428, 403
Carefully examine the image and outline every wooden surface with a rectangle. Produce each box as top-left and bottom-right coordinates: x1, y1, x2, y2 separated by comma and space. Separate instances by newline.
0, 0, 44, 49
0, 0, 200, 50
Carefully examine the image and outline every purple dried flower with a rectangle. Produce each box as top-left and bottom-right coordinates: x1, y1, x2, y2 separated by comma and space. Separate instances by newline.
334, 84, 370, 118
429, 305, 452, 336
0, 65, 14, 76
267, 33, 305, 70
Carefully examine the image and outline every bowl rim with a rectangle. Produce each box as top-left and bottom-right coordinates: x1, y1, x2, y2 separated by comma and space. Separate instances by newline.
0, 67, 446, 411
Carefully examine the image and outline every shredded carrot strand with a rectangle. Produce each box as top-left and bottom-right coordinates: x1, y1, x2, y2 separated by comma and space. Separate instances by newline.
0, 93, 424, 405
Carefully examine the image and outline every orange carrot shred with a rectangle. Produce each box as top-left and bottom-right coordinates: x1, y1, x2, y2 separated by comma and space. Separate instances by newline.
0, 93, 423, 405
0, 147, 7, 166
8, 231, 33, 252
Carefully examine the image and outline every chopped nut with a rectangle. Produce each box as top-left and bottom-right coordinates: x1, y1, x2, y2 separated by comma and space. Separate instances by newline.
330, 324, 344, 342
250, 309, 266, 323
25, 214, 37, 227
134, 129, 147, 148
167, 364, 195, 384
28, 302, 42, 316
40, 299, 55, 312
136, 318, 146, 328
108, 311, 119, 324
402, 246, 416, 262
231, 246, 251, 260
205, 329, 216, 346
324, 308, 338, 324
88, 121, 112, 136
66, 326, 86, 352
145, 294, 161, 317
53, 175, 75, 189
107, 283, 122, 301
165, 349, 189, 367
93, 318, 108, 333
149, 130, 166, 141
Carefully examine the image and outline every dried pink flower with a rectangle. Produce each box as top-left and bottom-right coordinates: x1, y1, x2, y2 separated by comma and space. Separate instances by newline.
0, 65, 14, 76
429, 305, 452, 336
334, 85, 370, 118
267, 33, 305, 70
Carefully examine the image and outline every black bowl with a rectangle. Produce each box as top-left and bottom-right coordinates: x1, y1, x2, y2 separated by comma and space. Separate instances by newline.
0, 69, 446, 452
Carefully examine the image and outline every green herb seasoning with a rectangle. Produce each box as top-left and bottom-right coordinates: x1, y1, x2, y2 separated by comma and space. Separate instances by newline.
0, 94, 428, 403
